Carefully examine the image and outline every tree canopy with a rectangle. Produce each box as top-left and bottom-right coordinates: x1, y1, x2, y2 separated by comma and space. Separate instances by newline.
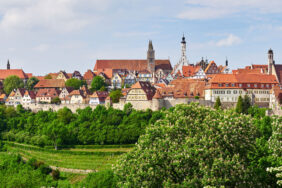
91, 76, 106, 91
3, 75, 24, 94
114, 104, 269, 187
65, 78, 86, 90
110, 90, 123, 103
26, 77, 39, 90
214, 96, 221, 110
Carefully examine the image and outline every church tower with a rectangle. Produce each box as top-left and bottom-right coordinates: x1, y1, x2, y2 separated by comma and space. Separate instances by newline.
147, 40, 155, 73
7, 60, 10, 70
172, 34, 189, 76
268, 49, 274, 75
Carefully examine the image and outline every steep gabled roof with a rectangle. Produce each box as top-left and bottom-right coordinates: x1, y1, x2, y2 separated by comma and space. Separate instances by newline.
34, 79, 65, 89
83, 69, 96, 80
36, 88, 60, 98
130, 81, 156, 100
24, 90, 36, 99
274, 64, 282, 84
0, 69, 28, 79
94, 59, 172, 72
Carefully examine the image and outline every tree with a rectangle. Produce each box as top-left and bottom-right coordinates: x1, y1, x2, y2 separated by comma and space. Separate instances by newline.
26, 77, 39, 90
236, 96, 243, 113
3, 75, 24, 94
91, 76, 106, 91
51, 97, 61, 104
44, 120, 68, 150
109, 90, 123, 103
243, 95, 251, 114
65, 78, 85, 90
214, 96, 221, 110
115, 104, 260, 187
44, 74, 52, 79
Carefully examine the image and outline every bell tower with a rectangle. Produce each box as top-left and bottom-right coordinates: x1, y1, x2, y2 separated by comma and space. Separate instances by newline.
268, 49, 274, 75
7, 60, 10, 70
147, 40, 155, 73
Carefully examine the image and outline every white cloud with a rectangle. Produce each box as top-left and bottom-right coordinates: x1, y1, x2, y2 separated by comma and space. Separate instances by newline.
216, 34, 242, 47
0, 0, 111, 32
178, 0, 282, 20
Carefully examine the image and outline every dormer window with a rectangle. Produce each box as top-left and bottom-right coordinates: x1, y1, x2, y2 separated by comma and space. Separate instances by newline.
254, 84, 257, 88
225, 84, 229, 87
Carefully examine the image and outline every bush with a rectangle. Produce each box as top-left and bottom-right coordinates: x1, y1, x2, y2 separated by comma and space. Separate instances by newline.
51, 169, 60, 180
81, 169, 117, 188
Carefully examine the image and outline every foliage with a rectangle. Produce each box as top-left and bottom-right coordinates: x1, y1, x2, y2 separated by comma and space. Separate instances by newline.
194, 95, 199, 99
65, 78, 86, 90
243, 95, 251, 114
114, 104, 263, 187
44, 74, 52, 79
26, 77, 39, 90
0, 105, 160, 146
91, 76, 106, 91
248, 105, 267, 118
214, 96, 221, 110
235, 95, 243, 113
3, 75, 24, 94
110, 89, 123, 103
0, 154, 57, 187
51, 169, 60, 180
81, 170, 118, 188
51, 97, 61, 104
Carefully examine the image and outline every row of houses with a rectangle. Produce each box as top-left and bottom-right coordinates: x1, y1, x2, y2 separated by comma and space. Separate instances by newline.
5, 86, 109, 106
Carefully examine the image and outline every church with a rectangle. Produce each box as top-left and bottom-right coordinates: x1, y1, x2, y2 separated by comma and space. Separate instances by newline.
93, 41, 173, 84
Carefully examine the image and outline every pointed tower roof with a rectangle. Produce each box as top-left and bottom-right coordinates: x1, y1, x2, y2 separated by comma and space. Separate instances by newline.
181, 34, 186, 44
148, 40, 153, 50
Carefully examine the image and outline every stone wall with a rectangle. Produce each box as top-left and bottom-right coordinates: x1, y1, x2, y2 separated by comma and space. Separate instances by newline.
20, 103, 99, 113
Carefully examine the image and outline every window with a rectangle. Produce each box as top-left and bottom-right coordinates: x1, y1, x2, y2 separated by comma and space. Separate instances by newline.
233, 90, 237, 94
239, 84, 242, 87
261, 84, 264, 88
254, 84, 257, 88
247, 84, 250, 87
266, 84, 269, 88
218, 84, 222, 87
227, 90, 231, 94
231, 83, 235, 87
226, 84, 229, 87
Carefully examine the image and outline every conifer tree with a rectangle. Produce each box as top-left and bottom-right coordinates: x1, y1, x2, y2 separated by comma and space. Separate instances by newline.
243, 95, 251, 114
214, 97, 222, 110
236, 96, 243, 113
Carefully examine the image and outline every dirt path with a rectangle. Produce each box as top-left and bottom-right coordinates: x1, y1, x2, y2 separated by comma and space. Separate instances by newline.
21, 156, 96, 174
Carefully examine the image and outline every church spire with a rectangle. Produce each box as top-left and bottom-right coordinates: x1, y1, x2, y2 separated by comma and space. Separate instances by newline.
147, 40, 155, 73
7, 59, 10, 70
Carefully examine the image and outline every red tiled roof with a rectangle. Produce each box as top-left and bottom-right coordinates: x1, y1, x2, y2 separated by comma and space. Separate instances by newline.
232, 69, 263, 74
0, 69, 28, 80
94, 59, 172, 72
69, 90, 86, 98
36, 88, 60, 98
83, 69, 96, 80
182, 65, 200, 77
34, 79, 65, 89
34, 76, 45, 81
90, 91, 108, 101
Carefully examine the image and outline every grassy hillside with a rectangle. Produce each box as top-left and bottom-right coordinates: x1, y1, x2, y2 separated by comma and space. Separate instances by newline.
4, 142, 132, 171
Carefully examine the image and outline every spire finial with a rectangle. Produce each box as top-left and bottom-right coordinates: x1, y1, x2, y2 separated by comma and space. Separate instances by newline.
148, 40, 153, 50
7, 59, 10, 70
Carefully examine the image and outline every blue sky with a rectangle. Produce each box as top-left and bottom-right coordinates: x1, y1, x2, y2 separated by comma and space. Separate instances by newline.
0, 0, 282, 75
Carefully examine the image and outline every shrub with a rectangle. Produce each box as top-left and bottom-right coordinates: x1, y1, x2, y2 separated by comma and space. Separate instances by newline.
81, 170, 117, 188
51, 169, 60, 180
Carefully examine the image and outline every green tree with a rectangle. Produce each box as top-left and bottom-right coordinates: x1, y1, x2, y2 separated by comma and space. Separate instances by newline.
44, 74, 52, 79
57, 107, 73, 124
243, 95, 251, 114
115, 104, 260, 187
81, 170, 117, 188
3, 75, 24, 94
214, 96, 222, 110
236, 96, 243, 113
51, 97, 61, 104
109, 90, 123, 103
91, 76, 106, 91
65, 78, 85, 90
26, 77, 39, 90
44, 120, 68, 150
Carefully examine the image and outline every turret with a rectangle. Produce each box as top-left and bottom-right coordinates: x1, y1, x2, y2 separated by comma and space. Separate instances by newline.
268, 49, 274, 75
181, 34, 187, 64
147, 40, 155, 73
7, 60, 10, 70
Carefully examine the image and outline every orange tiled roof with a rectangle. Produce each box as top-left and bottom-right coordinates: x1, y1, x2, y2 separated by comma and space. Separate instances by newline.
0, 69, 28, 80
209, 74, 278, 84
83, 69, 96, 80
34, 79, 65, 89
204, 61, 216, 73
94, 59, 172, 72
182, 65, 200, 77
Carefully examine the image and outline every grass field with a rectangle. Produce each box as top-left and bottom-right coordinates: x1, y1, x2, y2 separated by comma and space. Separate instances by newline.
5, 142, 133, 171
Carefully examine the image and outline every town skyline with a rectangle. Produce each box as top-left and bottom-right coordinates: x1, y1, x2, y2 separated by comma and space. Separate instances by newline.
1, 0, 282, 75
